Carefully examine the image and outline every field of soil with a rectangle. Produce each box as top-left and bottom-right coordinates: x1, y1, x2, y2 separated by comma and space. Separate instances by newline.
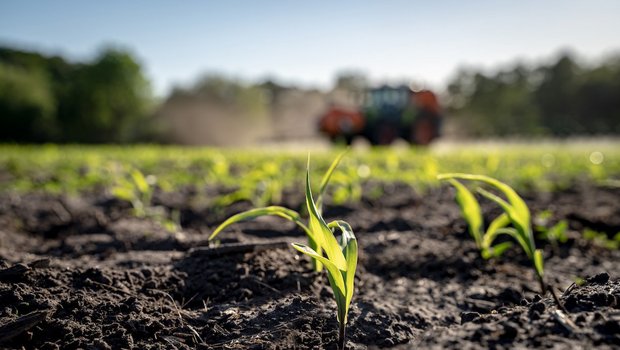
1, 182, 619, 349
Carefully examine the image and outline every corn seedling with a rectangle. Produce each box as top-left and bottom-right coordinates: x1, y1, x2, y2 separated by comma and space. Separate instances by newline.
534, 212, 569, 255
438, 173, 563, 308
209, 151, 347, 272
439, 177, 513, 259
210, 155, 357, 348
543, 220, 569, 244
112, 168, 155, 218
111, 167, 179, 232
330, 164, 364, 205
583, 228, 620, 250
214, 161, 290, 208
292, 161, 357, 350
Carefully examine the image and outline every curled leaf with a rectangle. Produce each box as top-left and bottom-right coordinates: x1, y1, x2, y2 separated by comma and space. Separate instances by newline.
209, 206, 311, 241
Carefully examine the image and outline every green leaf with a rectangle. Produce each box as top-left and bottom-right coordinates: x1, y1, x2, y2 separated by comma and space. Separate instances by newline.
112, 186, 135, 202
130, 169, 149, 194
439, 173, 545, 293
291, 242, 347, 314
533, 249, 544, 278
440, 173, 536, 244
326, 272, 347, 322
547, 220, 569, 243
327, 220, 357, 322
495, 227, 532, 259
440, 173, 532, 244
317, 149, 347, 211
343, 235, 357, 320
208, 206, 311, 241
447, 179, 483, 249
482, 213, 511, 249
486, 241, 513, 258
327, 220, 352, 249
476, 187, 521, 230
306, 161, 347, 271
439, 174, 530, 220
477, 187, 535, 257
307, 231, 324, 272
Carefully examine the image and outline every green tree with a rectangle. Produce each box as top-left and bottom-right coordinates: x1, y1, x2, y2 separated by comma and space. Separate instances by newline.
0, 46, 154, 143
0, 63, 57, 142
534, 54, 581, 135
448, 65, 541, 136
58, 47, 153, 142
574, 56, 620, 134
446, 51, 620, 137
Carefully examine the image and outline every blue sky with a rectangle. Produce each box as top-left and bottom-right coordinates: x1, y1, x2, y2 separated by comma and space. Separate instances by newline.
1, 1, 619, 96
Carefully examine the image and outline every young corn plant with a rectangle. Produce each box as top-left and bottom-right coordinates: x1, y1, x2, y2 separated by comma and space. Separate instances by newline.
534, 211, 569, 255
208, 151, 347, 272
112, 168, 155, 218
111, 167, 179, 232
439, 177, 513, 259
438, 173, 563, 308
209, 156, 357, 349
292, 163, 357, 350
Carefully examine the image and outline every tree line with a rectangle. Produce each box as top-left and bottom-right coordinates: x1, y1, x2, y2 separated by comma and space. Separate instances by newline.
1, 46, 619, 143
0, 46, 154, 143
447, 53, 620, 136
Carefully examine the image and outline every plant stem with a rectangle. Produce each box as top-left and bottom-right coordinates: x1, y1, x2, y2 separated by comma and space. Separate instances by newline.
549, 285, 568, 313
538, 274, 567, 313
338, 321, 346, 350
537, 274, 547, 296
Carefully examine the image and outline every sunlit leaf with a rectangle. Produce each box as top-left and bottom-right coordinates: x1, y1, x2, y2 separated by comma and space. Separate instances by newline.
291, 243, 346, 307
495, 227, 532, 259
483, 212, 511, 249
306, 161, 347, 270
486, 241, 513, 259
343, 235, 357, 320
447, 179, 483, 248
317, 149, 347, 211
112, 186, 134, 202
440, 173, 532, 243
130, 169, 149, 194
208, 206, 311, 241
546, 220, 569, 243
326, 219, 357, 322
534, 249, 544, 278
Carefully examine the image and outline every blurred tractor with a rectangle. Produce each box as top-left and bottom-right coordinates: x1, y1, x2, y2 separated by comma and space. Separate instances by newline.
318, 85, 442, 145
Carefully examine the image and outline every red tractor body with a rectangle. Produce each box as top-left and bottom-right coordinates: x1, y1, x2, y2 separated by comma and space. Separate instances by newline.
319, 85, 443, 145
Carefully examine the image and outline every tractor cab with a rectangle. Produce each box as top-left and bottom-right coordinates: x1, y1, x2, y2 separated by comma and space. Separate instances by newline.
363, 85, 410, 123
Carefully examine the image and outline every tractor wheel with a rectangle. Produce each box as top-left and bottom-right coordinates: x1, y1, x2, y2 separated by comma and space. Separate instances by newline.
411, 118, 435, 145
374, 124, 398, 145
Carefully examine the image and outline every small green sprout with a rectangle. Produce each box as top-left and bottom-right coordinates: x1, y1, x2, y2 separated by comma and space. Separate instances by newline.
440, 177, 512, 259
112, 168, 155, 218
535, 215, 569, 255
111, 167, 179, 232
545, 220, 569, 244
438, 173, 562, 307
583, 228, 620, 250
213, 161, 289, 208
210, 155, 358, 349
292, 164, 357, 350
574, 276, 586, 286
209, 151, 347, 272
534, 211, 569, 245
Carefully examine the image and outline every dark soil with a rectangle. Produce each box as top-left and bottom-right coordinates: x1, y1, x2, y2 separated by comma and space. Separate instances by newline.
0, 182, 619, 349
